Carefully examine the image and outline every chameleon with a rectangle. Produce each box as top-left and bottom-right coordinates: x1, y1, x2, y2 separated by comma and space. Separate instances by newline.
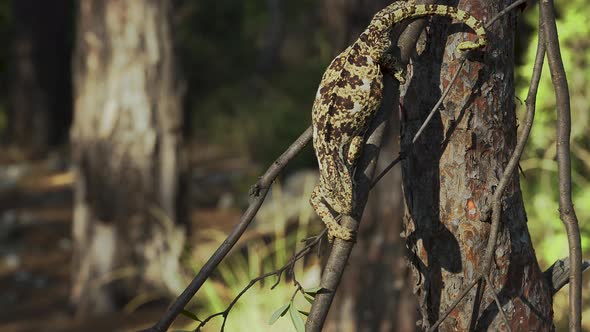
310, 1, 487, 242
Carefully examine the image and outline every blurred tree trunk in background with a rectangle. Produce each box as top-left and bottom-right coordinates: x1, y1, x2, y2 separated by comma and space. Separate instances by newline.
255, 0, 283, 75
321, 1, 418, 331
70, 0, 187, 316
9, 0, 73, 154
401, 0, 553, 330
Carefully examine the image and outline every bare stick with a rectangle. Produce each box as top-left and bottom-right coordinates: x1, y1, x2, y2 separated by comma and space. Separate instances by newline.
371, 153, 403, 188
540, 0, 582, 330
143, 127, 312, 332
467, 19, 544, 332
544, 257, 590, 295
305, 79, 395, 331
427, 276, 479, 332
412, 0, 528, 143
483, 274, 511, 330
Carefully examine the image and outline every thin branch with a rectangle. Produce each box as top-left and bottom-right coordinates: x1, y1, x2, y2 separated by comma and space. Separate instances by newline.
482, 8, 544, 280
143, 127, 312, 332
194, 230, 326, 331
412, 0, 528, 143
483, 274, 511, 330
540, 0, 582, 330
370, 153, 403, 188
427, 277, 479, 332
468, 17, 544, 332
543, 257, 590, 295
305, 78, 395, 331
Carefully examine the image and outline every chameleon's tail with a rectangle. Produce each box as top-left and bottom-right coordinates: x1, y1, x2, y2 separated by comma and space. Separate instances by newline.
375, 3, 487, 51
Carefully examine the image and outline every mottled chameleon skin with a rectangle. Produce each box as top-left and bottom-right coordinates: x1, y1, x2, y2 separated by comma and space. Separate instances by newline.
310, 2, 487, 241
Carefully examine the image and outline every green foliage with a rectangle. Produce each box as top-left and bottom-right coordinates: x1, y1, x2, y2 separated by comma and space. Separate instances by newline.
268, 303, 290, 325
267, 286, 320, 331
180, 309, 202, 323
288, 301, 305, 332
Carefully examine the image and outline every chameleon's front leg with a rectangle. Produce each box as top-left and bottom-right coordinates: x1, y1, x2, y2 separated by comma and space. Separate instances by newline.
310, 185, 354, 242
347, 135, 365, 166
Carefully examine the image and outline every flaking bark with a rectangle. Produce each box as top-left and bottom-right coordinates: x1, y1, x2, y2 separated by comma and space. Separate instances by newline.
400, 0, 553, 330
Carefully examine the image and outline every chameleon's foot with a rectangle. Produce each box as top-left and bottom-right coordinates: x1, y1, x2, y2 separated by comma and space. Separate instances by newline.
393, 69, 406, 84
457, 40, 485, 52
380, 53, 406, 84
326, 223, 355, 242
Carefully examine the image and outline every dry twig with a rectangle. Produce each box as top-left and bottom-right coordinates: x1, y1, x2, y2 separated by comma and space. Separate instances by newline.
539, 0, 582, 330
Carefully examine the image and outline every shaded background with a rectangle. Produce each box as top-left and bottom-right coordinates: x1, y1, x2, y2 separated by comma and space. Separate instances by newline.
0, 0, 588, 331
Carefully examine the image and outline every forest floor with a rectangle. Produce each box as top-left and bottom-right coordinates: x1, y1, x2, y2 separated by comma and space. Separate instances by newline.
0, 147, 251, 332
0, 148, 586, 331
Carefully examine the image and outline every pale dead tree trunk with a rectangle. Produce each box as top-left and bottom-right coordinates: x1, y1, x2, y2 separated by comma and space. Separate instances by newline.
401, 0, 552, 330
70, 0, 187, 316
9, 0, 73, 153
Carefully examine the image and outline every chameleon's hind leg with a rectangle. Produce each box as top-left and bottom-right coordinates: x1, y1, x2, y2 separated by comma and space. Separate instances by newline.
380, 53, 406, 83
310, 185, 354, 242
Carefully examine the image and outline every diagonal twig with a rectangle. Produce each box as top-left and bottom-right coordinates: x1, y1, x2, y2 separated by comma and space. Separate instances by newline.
305, 76, 395, 332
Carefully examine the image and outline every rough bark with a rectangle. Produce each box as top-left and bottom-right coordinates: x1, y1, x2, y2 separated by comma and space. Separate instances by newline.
400, 0, 553, 330
70, 0, 187, 316
9, 0, 73, 153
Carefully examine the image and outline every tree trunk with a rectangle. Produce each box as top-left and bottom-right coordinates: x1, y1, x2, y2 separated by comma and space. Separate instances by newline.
9, 0, 73, 153
401, 0, 553, 330
70, 0, 187, 316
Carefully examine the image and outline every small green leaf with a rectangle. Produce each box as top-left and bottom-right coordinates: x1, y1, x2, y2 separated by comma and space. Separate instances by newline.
180, 309, 201, 322
289, 303, 305, 332
269, 303, 290, 325
304, 293, 315, 304
298, 309, 309, 316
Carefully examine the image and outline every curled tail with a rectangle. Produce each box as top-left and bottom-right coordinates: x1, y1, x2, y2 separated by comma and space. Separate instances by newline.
376, 3, 487, 51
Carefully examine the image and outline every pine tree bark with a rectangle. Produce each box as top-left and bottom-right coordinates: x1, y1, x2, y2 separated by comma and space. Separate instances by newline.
401, 0, 553, 330
70, 0, 187, 316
